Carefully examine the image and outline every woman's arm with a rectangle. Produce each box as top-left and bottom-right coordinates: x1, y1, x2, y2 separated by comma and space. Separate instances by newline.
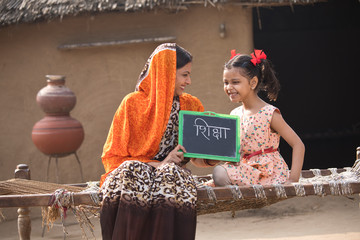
271, 110, 305, 182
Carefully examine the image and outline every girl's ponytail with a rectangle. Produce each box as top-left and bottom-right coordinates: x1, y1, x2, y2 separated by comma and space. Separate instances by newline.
259, 59, 280, 101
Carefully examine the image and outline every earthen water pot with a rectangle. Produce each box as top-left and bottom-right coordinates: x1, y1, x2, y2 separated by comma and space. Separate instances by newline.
36, 75, 76, 115
32, 115, 84, 156
32, 75, 84, 156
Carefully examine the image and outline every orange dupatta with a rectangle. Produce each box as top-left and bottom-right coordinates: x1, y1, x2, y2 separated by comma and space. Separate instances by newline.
100, 43, 204, 186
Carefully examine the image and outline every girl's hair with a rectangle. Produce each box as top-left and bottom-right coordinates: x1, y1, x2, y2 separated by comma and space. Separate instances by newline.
176, 45, 193, 69
225, 52, 280, 101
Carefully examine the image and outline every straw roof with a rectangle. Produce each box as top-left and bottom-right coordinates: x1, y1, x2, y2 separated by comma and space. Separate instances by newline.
0, 0, 326, 26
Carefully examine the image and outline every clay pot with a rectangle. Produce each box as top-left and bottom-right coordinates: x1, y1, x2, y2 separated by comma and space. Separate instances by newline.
32, 75, 84, 156
36, 75, 76, 115
32, 116, 84, 156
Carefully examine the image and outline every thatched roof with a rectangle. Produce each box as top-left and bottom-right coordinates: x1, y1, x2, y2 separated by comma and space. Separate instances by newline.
0, 0, 326, 26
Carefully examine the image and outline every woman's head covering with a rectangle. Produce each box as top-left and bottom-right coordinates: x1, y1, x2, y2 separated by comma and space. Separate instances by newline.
100, 43, 203, 185
135, 43, 176, 93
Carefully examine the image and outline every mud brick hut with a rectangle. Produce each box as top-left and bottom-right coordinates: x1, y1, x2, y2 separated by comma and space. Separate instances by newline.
0, 0, 358, 184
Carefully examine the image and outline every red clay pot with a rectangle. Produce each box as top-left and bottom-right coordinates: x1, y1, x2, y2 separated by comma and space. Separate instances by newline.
32, 75, 84, 156
32, 116, 84, 156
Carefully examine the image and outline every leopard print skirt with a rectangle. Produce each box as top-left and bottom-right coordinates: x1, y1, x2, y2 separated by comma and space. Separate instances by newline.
99, 161, 197, 240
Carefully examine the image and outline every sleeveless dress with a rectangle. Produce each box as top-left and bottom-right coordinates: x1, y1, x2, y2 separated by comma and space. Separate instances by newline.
221, 104, 289, 185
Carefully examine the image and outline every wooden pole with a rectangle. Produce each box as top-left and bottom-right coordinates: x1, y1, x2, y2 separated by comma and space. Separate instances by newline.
15, 164, 31, 240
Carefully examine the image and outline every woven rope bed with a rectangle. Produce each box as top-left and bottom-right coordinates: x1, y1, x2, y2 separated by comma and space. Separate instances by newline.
1, 162, 359, 213
0, 155, 359, 238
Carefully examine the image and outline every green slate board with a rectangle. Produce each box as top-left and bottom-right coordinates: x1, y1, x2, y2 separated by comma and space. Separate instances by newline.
179, 111, 241, 162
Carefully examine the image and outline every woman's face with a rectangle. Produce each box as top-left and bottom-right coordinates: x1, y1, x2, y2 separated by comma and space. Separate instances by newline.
174, 62, 192, 96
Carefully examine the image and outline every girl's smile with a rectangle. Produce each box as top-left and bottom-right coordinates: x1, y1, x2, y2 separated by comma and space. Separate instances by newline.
223, 68, 252, 103
227, 90, 239, 100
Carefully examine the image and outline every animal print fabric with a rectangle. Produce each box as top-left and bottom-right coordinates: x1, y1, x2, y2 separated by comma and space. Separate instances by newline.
99, 161, 197, 240
100, 160, 196, 207
153, 96, 180, 161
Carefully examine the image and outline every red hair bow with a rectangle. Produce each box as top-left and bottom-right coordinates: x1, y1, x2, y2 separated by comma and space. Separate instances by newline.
230, 49, 241, 60
250, 49, 267, 66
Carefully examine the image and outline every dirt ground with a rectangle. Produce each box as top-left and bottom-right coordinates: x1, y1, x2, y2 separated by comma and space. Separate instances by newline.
1, 194, 359, 240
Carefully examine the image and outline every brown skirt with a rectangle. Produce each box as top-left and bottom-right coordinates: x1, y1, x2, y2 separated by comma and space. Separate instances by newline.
99, 161, 197, 240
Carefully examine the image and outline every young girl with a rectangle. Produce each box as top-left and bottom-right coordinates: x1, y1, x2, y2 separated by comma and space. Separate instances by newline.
211, 49, 305, 186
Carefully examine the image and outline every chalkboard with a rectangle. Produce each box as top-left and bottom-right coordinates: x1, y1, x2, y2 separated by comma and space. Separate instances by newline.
179, 111, 240, 162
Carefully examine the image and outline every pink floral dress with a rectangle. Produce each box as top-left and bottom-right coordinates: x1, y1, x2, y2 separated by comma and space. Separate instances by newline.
221, 104, 289, 186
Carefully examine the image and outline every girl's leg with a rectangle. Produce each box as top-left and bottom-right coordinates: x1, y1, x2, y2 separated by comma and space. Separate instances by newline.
212, 165, 232, 186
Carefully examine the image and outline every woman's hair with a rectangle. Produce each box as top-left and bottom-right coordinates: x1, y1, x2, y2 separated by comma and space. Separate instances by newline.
176, 45, 193, 69
225, 53, 280, 101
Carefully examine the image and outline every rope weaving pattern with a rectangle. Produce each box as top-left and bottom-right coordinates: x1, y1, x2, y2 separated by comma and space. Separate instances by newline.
312, 182, 325, 196
229, 185, 242, 200
204, 185, 217, 202
291, 183, 306, 197
328, 180, 341, 195
299, 165, 360, 197
0, 178, 85, 195
252, 185, 266, 199
340, 180, 353, 195
328, 168, 339, 176
272, 184, 287, 199
80, 181, 101, 206
353, 159, 360, 172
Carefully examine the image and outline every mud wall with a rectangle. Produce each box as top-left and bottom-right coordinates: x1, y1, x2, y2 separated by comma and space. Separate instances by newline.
0, 6, 253, 183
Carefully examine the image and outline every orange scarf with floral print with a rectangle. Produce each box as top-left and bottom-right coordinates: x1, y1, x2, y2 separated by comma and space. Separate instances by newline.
100, 43, 204, 186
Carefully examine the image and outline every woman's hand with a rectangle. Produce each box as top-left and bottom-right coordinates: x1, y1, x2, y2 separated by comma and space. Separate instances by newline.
159, 145, 187, 167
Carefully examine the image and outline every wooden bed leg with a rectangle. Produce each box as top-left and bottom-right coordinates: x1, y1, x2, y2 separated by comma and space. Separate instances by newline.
15, 164, 31, 240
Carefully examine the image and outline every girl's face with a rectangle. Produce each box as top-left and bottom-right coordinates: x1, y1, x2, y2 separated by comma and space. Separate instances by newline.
174, 62, 192, 96
223, 68, 252, 103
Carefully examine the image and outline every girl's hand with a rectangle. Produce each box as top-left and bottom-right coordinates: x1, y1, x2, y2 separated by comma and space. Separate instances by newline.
160, 145, 187, 167
283, 178, 300, 185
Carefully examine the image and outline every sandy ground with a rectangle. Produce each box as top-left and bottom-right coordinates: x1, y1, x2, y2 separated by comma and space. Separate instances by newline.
1, 194, 359, 240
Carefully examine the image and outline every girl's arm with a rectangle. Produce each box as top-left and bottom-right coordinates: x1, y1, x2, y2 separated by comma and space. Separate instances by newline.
271, 110, 305, 182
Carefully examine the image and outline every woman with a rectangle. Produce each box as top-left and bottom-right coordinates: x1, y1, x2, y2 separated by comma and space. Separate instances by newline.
99, 43, 204, 240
